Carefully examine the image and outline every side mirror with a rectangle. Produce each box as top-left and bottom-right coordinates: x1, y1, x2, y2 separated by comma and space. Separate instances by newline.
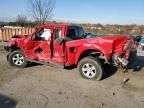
55, 38, 64, 45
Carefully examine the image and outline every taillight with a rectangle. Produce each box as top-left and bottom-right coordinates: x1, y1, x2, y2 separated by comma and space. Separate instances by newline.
123, 40, 131, 51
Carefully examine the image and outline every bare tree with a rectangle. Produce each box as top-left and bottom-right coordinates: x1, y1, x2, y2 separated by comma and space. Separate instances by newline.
16, 14, 27, 27
29, 0, 56, 25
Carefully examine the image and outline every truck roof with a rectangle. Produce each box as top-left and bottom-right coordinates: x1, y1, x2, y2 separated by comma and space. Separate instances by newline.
36, 23, 81, 30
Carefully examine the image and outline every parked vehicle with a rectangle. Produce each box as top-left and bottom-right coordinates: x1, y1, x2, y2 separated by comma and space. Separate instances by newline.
134, 35, 142, 43
4, 23, 137, 80
140, 37, 144, 50
83, 33, 97, 39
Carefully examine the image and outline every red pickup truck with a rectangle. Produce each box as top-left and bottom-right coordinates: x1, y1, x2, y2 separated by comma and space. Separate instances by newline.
4, 23, 137, 80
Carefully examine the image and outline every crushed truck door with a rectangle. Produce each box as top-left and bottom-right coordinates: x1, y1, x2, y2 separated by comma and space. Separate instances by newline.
24, 28, 52, 62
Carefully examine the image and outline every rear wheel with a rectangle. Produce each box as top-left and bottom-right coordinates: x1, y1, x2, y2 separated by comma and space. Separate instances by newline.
78, 56, 103, 81
8, 50, 27, 68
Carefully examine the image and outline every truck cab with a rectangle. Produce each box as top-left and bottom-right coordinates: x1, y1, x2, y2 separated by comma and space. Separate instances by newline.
4, 23, 137, 80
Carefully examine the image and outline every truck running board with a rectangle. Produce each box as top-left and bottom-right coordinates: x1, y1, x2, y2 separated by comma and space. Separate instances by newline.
26, 59, 64, 69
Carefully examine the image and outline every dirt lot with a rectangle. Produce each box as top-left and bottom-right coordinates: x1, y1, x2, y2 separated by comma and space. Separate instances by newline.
0, 48, 144, 108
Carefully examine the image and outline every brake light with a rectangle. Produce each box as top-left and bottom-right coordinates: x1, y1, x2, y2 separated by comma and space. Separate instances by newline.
123, 40, 131, 51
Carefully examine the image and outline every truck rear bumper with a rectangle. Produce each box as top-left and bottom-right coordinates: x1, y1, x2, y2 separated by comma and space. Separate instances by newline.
112, 48, 137, 68
121, 48, 137, 67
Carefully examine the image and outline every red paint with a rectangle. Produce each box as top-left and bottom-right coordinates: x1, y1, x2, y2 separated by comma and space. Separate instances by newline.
7, 23, 135, 67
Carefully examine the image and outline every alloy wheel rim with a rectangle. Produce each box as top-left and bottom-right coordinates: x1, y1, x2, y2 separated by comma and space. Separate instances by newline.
12, 54, 24, 65
82, 63, 97, 79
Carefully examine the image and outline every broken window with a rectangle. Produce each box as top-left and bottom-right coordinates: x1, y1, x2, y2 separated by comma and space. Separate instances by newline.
35, 28, 51, 41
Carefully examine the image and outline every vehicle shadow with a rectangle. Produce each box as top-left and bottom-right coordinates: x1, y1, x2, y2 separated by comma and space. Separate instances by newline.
0, 95, 17, 108
102, 64, 118, 80
64, 65, 76, 70
27, 62, 42, 68
102, 55, 144, 80
127, 56, 144, 72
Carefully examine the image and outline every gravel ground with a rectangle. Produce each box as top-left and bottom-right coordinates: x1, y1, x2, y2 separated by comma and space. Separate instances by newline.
0, 48, 144, 108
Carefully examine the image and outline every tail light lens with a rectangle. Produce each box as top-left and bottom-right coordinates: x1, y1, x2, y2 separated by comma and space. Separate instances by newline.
123, 40, 132, 51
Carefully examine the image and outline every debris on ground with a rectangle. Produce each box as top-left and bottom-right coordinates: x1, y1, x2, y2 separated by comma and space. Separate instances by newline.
99, 103, 105, 108
112, 92, 116, 96
123, 78, 130, 84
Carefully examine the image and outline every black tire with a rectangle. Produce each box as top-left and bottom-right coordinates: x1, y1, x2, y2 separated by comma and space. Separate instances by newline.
8, 50, 27, 68
78, 56, 103, 81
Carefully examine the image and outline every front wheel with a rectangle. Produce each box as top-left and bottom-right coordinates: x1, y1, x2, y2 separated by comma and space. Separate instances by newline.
78, 56, 103, 81
8, 50, 28, 68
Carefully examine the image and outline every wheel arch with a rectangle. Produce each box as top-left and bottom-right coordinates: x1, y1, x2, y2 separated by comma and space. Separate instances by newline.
9, 45, 22, 52
76, 49, 107, 66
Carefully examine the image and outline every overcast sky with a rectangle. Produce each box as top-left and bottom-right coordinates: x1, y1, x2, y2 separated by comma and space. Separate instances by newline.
0, 0, 144, 24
